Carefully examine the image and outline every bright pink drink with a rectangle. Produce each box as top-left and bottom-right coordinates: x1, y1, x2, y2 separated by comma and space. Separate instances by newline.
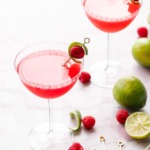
17, 50, 82, 99
83, 0, 141, 32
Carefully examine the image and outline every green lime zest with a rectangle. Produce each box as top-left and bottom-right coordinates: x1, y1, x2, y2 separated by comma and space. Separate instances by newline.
82, 44, 88, 55
69, 110, 82, 131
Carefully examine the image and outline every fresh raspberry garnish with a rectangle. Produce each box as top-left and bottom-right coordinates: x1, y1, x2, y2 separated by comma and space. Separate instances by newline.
79, 71, 91, 84
69, 64, 81, 78
63, 38, 90, 66
137, 27, 148, 38
116, 109, 129, 124
68, 142, 84, 150
82, 116, 95, 129
128, 0, 141, 13
70, 46, 85, 59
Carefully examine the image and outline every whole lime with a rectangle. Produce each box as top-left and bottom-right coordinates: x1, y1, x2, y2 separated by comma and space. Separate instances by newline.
113, 76, 147, 110
132, 38, 150, 67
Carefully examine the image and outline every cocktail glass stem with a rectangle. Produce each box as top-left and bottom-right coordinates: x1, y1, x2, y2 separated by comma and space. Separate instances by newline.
48, 100, 53, 133
105, 33, 110, 70
89, 31, 127, 88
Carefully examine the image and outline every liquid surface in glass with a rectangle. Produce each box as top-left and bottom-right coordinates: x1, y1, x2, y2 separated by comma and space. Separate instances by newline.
83, 0, 141, 32
17, 50, 81, 98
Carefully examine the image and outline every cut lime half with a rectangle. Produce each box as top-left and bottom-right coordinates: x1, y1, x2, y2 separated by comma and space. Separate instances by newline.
125, 112, 150, 139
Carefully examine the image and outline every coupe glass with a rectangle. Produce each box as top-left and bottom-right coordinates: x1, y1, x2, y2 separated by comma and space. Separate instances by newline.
14, 42, 83, 150
81, 0, 142, 87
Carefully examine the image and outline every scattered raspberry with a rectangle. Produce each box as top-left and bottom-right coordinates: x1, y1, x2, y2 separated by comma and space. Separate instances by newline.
68, 142, 84, 150
137, 27, 148, 38
79, 71, 91, 84
70, 46, 85, 59
116, 109, 129, 124
82, 116, 95, 129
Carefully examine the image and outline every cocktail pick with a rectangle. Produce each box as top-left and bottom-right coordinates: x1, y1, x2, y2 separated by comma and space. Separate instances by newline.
99, 136, 107, 150
145, 145, 150, 150
118, 141, 124, 150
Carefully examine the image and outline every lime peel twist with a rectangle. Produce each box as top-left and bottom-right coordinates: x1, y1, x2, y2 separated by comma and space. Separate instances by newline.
69, 110, 82, 131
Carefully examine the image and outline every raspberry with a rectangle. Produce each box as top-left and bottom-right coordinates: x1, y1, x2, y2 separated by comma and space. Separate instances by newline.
82, 116, 95, 129
68, 142, 84, 150
137, 27, 148, 38
128, 0, 140, 13
116, 109, 129, 124
69, 64, 81, 78
70, 46, 85, 59
79, 71, 91, 84
63, 38, 89, 66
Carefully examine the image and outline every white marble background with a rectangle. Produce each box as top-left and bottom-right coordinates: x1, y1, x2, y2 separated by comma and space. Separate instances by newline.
0, 0, 150, 149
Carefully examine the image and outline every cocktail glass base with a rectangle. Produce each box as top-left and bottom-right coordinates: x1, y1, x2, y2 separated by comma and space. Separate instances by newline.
89, 60, 127, 88
29, 123, 74, 150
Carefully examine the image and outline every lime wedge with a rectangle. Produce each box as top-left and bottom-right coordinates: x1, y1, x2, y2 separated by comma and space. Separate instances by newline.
125, 112, 150, 139
69, 110, 82, 131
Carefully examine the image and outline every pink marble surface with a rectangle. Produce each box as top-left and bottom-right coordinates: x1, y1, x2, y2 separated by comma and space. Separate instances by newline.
0, 0, 150, 149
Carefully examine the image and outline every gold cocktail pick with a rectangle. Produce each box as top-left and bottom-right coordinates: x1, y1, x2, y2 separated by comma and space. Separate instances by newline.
100, 136, 107, 150
145, 145, 150, 150
118, 141, 124, 150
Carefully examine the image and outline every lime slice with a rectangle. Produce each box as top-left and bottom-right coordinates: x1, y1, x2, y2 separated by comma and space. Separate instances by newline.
69, 110, 82, 131
125, 112, 150, 139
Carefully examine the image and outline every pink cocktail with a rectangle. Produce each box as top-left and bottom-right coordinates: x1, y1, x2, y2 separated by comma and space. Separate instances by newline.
17, 50, 81, 99
84, 0, 141, 32
14, 42, 83, 150
81, 0, 142, 87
